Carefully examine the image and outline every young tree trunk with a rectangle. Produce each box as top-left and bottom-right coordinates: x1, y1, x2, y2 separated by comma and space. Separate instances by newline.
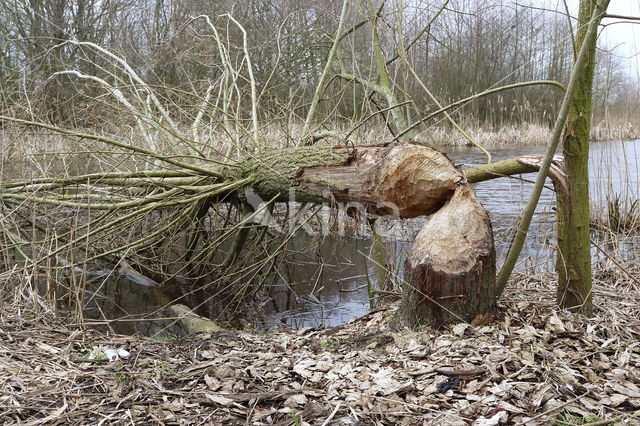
399, 185, 496, 327
556, 0, 609, 315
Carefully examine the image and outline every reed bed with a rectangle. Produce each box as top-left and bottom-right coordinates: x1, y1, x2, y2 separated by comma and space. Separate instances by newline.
417, 122, 640, 147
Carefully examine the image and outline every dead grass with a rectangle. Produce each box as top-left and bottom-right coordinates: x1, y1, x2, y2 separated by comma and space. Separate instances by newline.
592, 122, 640, 144
2, 119, 638, 176
414, 122, 553, 147
415, 122, 640, 147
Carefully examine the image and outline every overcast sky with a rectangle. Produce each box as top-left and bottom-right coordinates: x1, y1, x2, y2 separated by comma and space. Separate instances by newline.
565, 0, 640, 80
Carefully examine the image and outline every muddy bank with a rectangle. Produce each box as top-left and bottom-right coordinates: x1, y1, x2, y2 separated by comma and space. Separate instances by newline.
1, 272, 640, 425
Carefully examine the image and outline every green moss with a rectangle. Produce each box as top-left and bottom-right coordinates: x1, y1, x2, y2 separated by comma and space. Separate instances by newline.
302, 176, 347, 192
225, 146, 351, 203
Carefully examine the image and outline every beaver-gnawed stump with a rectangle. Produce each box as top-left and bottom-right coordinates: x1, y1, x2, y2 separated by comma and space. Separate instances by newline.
399, 185, 496, 328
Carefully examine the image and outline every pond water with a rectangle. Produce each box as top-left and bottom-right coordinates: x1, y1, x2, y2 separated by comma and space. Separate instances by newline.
83, 140, 640, 335
260, 140, 640, 330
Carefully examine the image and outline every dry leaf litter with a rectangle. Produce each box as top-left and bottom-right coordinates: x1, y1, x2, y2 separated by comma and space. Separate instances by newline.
1, 271, 640, 425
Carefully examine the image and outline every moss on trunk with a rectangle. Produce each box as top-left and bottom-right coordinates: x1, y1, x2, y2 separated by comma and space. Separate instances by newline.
556, 0, 609, 315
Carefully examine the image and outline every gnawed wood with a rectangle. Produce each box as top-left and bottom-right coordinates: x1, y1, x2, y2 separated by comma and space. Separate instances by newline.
399, 185, 496, 327
375, 144, 465, 217
516, 155, 568, 194
237, 143, 464, 218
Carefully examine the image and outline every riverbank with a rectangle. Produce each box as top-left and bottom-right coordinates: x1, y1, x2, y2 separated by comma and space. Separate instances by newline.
2, 271, 639, 425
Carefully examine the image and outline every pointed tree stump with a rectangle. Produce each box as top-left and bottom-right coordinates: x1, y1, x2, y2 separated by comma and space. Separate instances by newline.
399, 185, 496, 327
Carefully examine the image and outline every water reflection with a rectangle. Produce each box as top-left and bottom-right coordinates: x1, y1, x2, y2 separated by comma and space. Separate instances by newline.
83, 140, 640, 333
263, 233, 375, 329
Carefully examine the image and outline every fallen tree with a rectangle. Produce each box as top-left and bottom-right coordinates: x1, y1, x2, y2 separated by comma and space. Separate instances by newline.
230, 143, 463, 217
0, 125, 556, 327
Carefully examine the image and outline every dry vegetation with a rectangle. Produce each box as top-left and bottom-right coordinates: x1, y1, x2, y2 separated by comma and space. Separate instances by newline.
2, 0, 640, 424
2, 268, 640, 424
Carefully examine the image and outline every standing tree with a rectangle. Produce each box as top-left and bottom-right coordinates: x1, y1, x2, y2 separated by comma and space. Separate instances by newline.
556, 0, 610, 314
496, 0, 610, 317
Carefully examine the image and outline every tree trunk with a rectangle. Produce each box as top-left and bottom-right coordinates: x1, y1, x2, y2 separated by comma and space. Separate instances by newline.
230, 143, 464, 218
556, 0, 609, 315
399, 185, 496, 327
229, 147, 564, 328
229, 143, 504, 327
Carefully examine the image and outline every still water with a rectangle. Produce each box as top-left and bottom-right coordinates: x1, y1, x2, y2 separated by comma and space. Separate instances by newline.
85, 140, 640, 334
261, 140, 640, 330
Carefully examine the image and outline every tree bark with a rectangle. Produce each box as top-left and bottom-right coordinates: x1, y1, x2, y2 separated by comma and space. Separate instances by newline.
399, 185, 496, 327
230, 143, 464, 218
556, 0, 609, 315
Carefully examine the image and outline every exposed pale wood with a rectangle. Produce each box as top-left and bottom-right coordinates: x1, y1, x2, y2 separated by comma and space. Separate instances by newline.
399, 185, 496, 327
238, 143, 464, 218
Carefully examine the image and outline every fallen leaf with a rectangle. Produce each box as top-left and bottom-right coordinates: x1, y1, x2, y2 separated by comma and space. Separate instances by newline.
473, 410, 507, 426
547, 314, 566, 333
284, 394, 307, 407
599, 393, 628, 407
453, 323, 469, 337
206, 394, 234, 406
204, 374, 221, 391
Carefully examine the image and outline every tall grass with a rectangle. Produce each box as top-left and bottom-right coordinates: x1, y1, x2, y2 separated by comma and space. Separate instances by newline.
589, 139, 640, 278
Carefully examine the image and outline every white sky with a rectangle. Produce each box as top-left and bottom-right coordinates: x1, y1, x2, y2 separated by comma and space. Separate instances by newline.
566, 0, 640, 80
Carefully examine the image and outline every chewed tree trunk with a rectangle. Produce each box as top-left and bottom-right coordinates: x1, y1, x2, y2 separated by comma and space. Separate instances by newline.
232, 143, 464, 218
399, 185, 496, 327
